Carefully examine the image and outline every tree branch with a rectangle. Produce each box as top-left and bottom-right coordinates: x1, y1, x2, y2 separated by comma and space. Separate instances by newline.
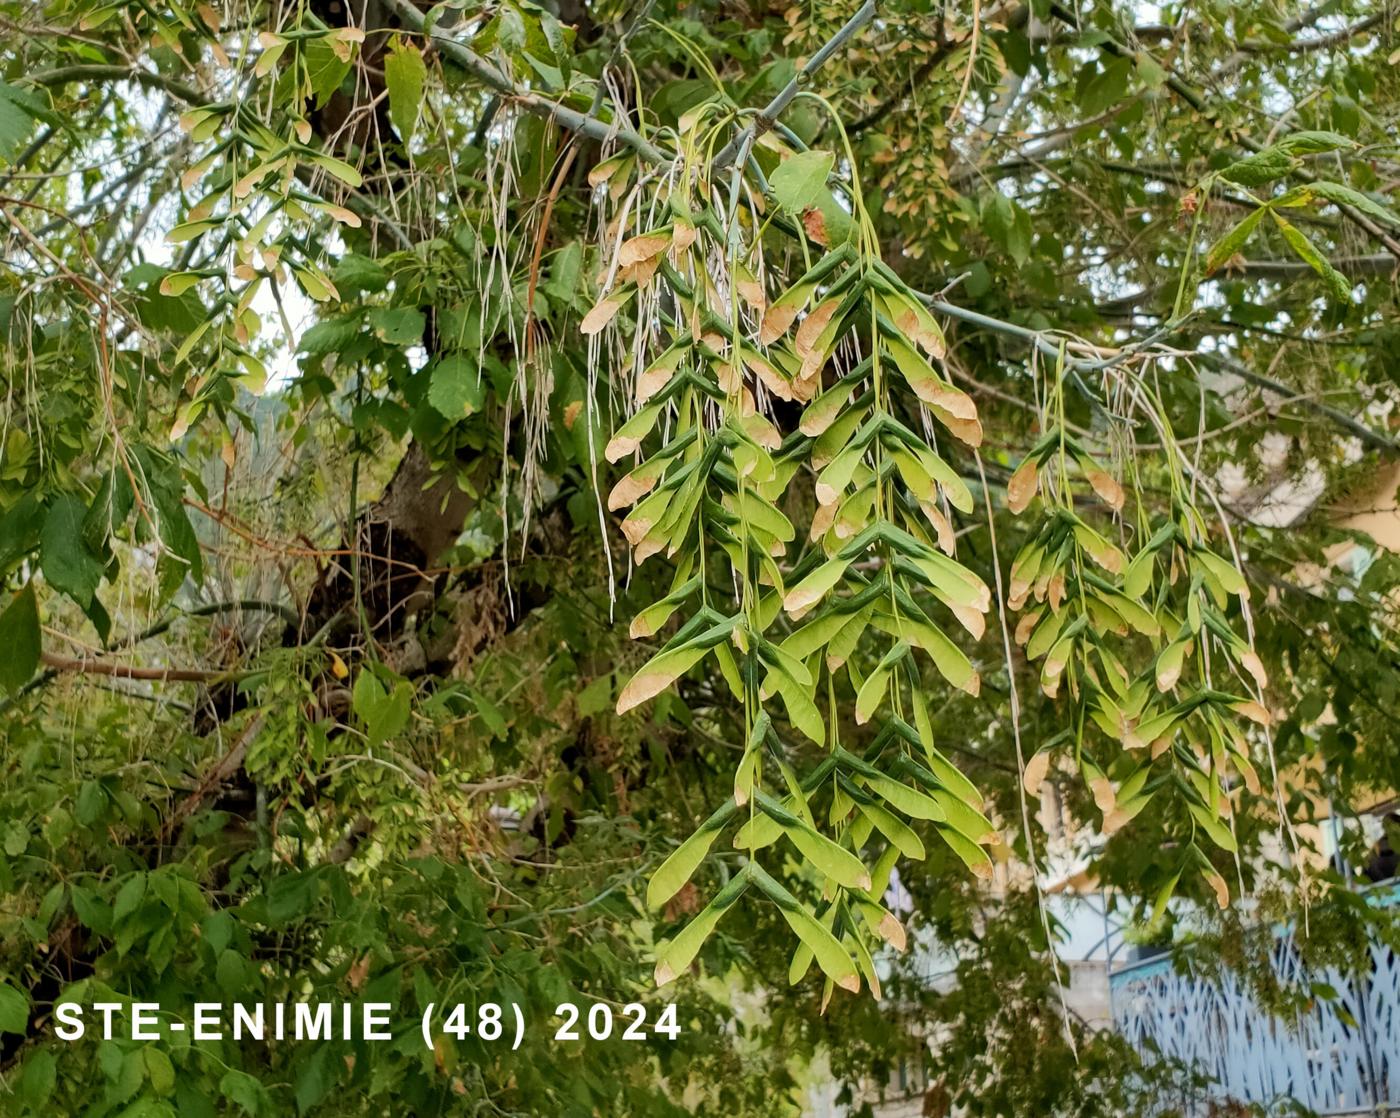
382, 0, 671, 165
27, 64, 206, 107
1202, 354, 1400, 455
38, 652, 239, 683
713, 0, 878, 168
1229, 254, 1398, 280
1237, 14, 1383, 54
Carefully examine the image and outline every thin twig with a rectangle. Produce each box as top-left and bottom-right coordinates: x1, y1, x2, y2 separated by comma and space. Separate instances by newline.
39, 652, 239, 683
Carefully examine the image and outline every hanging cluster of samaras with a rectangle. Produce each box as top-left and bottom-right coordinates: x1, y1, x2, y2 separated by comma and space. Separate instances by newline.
588, 153, 1271, 999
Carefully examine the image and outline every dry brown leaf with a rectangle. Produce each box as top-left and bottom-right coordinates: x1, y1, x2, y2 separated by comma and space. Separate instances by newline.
635, 361, 675, 403
715, 361, 743, 394
794, 299, 840, 361
581, 290, 628, 335
618, 232, 670, 267
608, 471, 657, 511
759, 302, 800, 345
618, 255, 660, 287
634, 536, 666, 563
1240, 650, 1269, 690
735, 271, 766, 312
1022, 750, 1051, 799
747, 354, 794, 400
1006, 457, 1038, 514
880, 912, 908, 952
920, 501, 955, 555
620, 514, 653, 546
605, 432, 643, 462
1084, 465, 1125, 511
802, 206, 831, 246
937, 411, 983, 448
926, 384, 978, 423
948, 602, 986, 640
670, 221, 697, 253
1206, 870, 1229, 909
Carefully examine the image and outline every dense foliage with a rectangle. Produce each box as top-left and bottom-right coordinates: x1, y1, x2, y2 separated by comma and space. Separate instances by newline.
0, 0, 1397, 1113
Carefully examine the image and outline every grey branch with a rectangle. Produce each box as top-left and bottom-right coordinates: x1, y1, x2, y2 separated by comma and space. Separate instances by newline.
382, 0, 670, 166
713, 0, 878, 169
1203, 355, 1399, 455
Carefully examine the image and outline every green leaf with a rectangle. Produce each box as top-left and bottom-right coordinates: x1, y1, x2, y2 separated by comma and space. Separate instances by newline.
427, 354, 487, 420
1276, 130, 1356, 154
854, 665, 891, 725
41, 495, 104, 609
782, 557, 849, 615
300, 316, 361, 356
749, 865, 859, 991
1150, 869, 1182, 924
76, 780, 107, 825
303, 38, 352, 108
1081, 56, 1132, 115
216, 948, 248, 994
333, 253, 388, 293
308, 153, 363, 189
770, 150, 835, 213
295, 1046, 336, 1114
1307, 181, 1400, 229
647, 801, 735, 908
0, 981, 28, 1034
1218, 131, 1356, 187
114, 872, 146, 921
220, 1069, 269, 1116
385, 38, 427, 143
575, 672, 612, 716
1188, 802, 1238, 852
855, 796, 925, 860
352, 670, 412, 747
982, 191, 1033, 265
1270, 211, 1352, 301
866, 773, 943, 820
145, 1048, 176, 1096
1218, 149, 1295, 187
0, 81, 55, 163
616, 624, 729, 713
368, 306, 425, 345
19, 1047, 56, 1107
1193, 549, 1248, 597
544, 241, 584, 303
757, 795, 869, 890
1204, 205, 1267, 273
70, 884, 110, 933
0, 582, 40, 694
654, 870, 749, 986
936, 824, 995, 878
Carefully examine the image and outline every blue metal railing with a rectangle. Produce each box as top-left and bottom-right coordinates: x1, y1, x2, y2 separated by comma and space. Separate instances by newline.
1111, 883, 1400, 1115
